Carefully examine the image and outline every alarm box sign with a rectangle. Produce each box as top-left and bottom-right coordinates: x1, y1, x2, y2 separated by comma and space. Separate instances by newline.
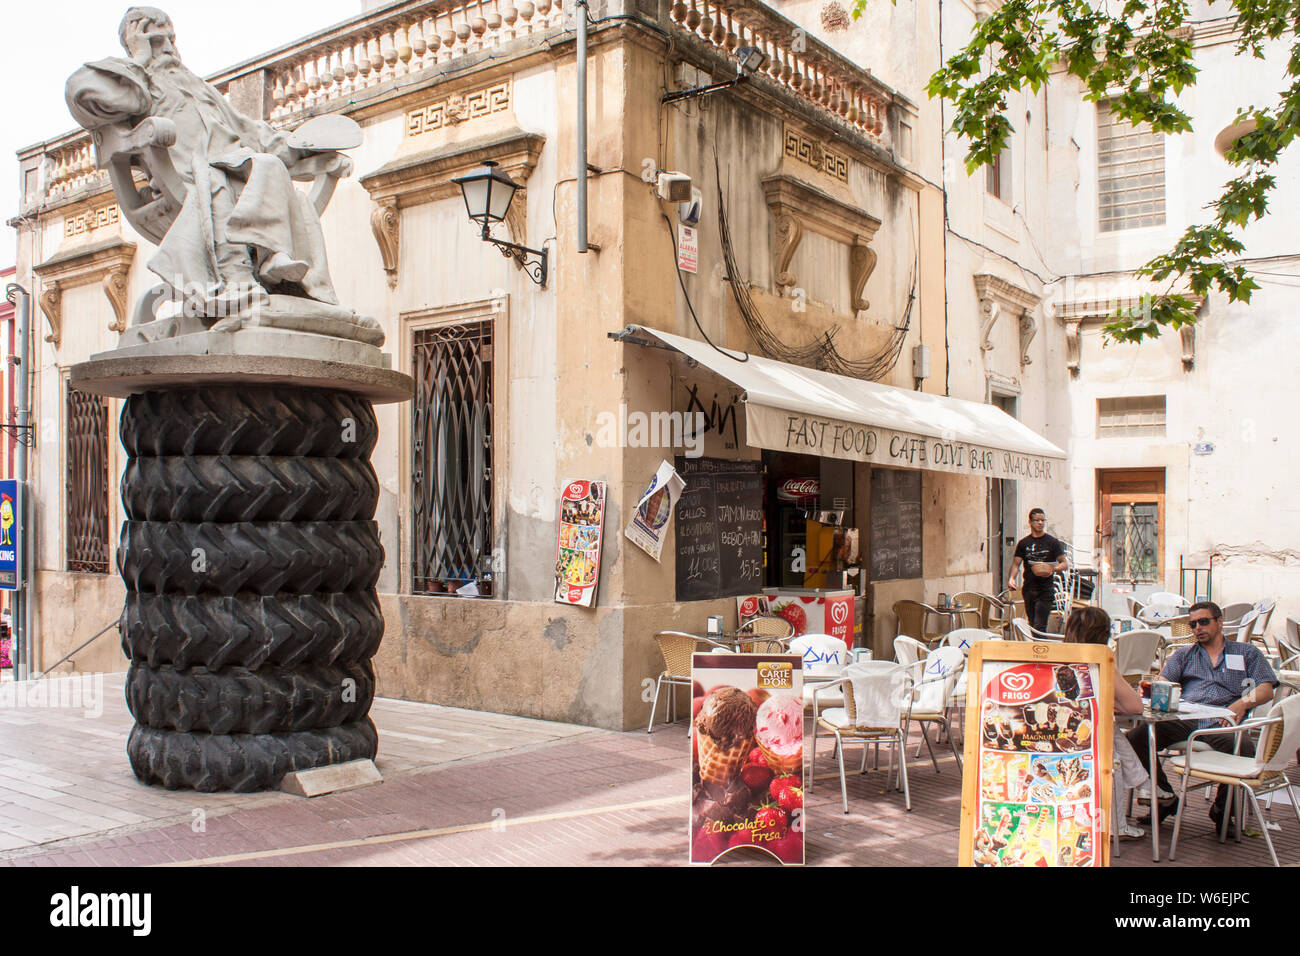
959, 641, 1114, 868
554, 479, 606, 607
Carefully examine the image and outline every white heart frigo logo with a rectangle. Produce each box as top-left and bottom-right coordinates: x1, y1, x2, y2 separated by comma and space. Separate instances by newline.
1000, 672, 1033, 693
830, 602, 849, 625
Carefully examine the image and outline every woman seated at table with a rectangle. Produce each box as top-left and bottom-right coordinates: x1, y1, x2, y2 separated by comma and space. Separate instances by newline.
1064, 606, 1149, 840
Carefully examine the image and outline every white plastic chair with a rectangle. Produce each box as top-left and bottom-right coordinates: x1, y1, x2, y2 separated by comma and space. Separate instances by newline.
810, 660, 913, 813
1250, 599, 1277, 649
1111, 629, 1162, 685
1167, 696, 1300, 866
1278, 619, 1300, 670
1149, 591, 1189, 608
893, 635, 929, 666
1139, 602, 1184, 625
790, 634, 849, 710
902, 647, 967, 774
1223, 607, 1259, 641
943, 628, 998, 654
1012, 617, 1064, 642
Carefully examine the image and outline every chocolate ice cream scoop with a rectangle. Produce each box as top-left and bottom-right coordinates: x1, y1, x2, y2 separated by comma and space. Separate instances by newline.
695, 687, 757, 747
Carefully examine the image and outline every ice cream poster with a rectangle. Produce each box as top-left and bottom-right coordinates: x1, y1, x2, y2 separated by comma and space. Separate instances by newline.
625, 460, 684, 562
960, 642, 1113, 867
690, 654, 804, 865
554, 480, 606, 607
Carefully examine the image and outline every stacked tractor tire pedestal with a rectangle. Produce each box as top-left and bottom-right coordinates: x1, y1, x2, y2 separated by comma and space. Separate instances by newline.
116, 385, 384, 791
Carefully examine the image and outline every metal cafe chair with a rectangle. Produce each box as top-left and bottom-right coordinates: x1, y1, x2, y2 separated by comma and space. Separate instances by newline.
893, 599, 946, 647
1167, 696, 1300, 867
809, 660, 913, 813
735, 614, 796, 653
646, 630, 733, 733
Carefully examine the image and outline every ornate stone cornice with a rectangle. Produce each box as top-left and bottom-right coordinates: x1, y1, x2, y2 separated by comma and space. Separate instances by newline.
761, 173, 881, 312
974, 272, 1041, 367
360, 128, 545, 288
1057, 294, 1204, 373
32, 235, 136, 346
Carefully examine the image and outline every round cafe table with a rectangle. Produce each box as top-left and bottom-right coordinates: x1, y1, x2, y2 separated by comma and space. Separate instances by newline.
1120, 700, 1235, 862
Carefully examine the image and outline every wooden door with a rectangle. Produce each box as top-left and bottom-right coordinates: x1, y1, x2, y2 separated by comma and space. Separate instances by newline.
1097, 469, 1165, 588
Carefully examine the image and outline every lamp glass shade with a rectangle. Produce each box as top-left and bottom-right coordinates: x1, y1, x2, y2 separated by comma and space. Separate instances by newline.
454, 162, 518, 226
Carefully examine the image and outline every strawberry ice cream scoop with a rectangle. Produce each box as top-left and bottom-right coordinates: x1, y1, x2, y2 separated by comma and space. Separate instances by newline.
755, 695, 803, 758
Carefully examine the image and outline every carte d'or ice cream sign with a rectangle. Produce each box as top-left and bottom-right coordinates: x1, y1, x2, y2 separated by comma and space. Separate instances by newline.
747, 410, 1061, 482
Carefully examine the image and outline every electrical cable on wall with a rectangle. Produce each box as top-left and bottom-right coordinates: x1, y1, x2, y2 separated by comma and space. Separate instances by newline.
662, 211, 749, 362
713, 154, 915, 380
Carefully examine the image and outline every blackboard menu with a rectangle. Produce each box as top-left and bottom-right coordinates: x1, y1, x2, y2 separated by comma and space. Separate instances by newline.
674, 457, 765, 601
870, 468, 922, 581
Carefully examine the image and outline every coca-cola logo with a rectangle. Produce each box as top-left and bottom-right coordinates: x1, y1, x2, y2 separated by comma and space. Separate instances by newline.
777, 478, 820, 501
829, 601, 849, 625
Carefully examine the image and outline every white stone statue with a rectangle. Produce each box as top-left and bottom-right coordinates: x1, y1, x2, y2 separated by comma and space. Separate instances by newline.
66, 6, 381, 345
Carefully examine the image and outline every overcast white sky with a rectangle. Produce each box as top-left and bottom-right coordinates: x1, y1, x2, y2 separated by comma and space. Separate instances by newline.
2, 0, 363, 267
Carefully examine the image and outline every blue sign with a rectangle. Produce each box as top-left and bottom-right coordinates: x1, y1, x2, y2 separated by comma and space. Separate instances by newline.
0, 480, 20, 590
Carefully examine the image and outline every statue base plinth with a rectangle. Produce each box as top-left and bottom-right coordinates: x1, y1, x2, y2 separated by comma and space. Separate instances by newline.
72, 328, 413, 404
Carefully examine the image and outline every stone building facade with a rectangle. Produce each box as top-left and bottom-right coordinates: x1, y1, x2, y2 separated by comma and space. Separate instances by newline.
11, 0, 1068, 727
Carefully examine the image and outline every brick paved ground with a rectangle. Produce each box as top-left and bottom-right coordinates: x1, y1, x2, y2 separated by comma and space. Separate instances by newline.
1, 687, 1296, 866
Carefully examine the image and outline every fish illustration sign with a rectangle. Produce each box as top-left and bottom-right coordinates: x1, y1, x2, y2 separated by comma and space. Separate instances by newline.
0, 480, 21, 590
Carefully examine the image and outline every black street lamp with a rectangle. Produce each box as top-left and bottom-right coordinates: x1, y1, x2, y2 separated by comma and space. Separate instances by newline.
451, 161, 548, 287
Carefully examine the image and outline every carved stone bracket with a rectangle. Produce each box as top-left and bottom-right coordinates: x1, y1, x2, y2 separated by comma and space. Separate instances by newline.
360, 128, 545, 288
1180, 323, 1195, 369
370, 198, 400, 289
32, 235, 136, 347
761, 174, 881, 313
1065, 319, 1081, 376
973, 273, 1041, 367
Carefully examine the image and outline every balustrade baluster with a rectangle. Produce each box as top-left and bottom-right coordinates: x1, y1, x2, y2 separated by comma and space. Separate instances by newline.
471, 0, 488, 51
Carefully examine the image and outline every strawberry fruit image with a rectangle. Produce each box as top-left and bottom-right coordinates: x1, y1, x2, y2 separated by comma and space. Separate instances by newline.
769, 772, 801, 803
773, 601, 807, 636
766, 828, 802, 863
776, 784, 803, 814
741, 760, 773, 790
692, 826, 728, 862
754, 803, 788, 839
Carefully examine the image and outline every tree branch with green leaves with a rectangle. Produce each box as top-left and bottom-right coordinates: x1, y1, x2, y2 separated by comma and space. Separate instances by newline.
854, 0, 1296, 341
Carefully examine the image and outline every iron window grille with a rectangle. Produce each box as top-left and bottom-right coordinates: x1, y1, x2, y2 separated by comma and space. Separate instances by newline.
1097, 100, 1166, 231
411, 320, 495, 596
66, 384, 110, 574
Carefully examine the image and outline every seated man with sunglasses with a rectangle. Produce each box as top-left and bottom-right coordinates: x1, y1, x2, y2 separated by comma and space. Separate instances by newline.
1126, 601, 1278, 831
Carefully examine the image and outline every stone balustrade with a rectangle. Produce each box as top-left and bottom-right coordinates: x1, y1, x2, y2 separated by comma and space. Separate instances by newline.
27, 0, 893, 212
233, 0, 571, 123
667, 0, 892, 147
45, 138, 106, 201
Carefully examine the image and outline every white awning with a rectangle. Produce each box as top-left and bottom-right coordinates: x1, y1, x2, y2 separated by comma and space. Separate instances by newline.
619, 325, 1066, 482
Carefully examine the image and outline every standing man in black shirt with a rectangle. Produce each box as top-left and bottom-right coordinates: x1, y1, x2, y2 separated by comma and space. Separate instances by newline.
1008, 508, 1069, 633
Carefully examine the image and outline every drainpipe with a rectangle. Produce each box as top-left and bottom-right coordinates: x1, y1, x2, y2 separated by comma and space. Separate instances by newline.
576, 0, 589, 253
4, 283, 31, 682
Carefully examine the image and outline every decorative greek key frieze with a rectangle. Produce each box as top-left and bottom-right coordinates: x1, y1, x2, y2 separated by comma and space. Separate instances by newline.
406, 81, 512, 137
64, 204, 120, 239
784, 129, 849, 184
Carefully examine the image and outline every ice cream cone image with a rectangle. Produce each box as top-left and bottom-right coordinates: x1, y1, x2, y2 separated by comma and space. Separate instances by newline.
694, 687, 757, 785
755, 695, 804, 774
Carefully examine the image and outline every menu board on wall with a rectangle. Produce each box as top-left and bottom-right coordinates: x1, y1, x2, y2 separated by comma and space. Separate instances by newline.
674, 457, 764, 602
959, 641, 1114, 867
869, 468, 922, 581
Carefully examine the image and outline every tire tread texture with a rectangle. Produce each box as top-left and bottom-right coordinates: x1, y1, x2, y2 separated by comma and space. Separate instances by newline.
121, 388, 378, 458
127, 718, 378, 792
122, 456, 379, 522
118, 521, 382, 595
126, 660, 376, 734
120, 591, 384, 669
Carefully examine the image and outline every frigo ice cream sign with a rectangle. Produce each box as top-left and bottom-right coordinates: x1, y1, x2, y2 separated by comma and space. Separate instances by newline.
747, 410, 1062, 482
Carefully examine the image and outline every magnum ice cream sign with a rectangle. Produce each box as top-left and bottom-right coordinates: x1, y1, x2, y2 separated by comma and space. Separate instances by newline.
959, 642, 1115, 867
690, 654, 805, 865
